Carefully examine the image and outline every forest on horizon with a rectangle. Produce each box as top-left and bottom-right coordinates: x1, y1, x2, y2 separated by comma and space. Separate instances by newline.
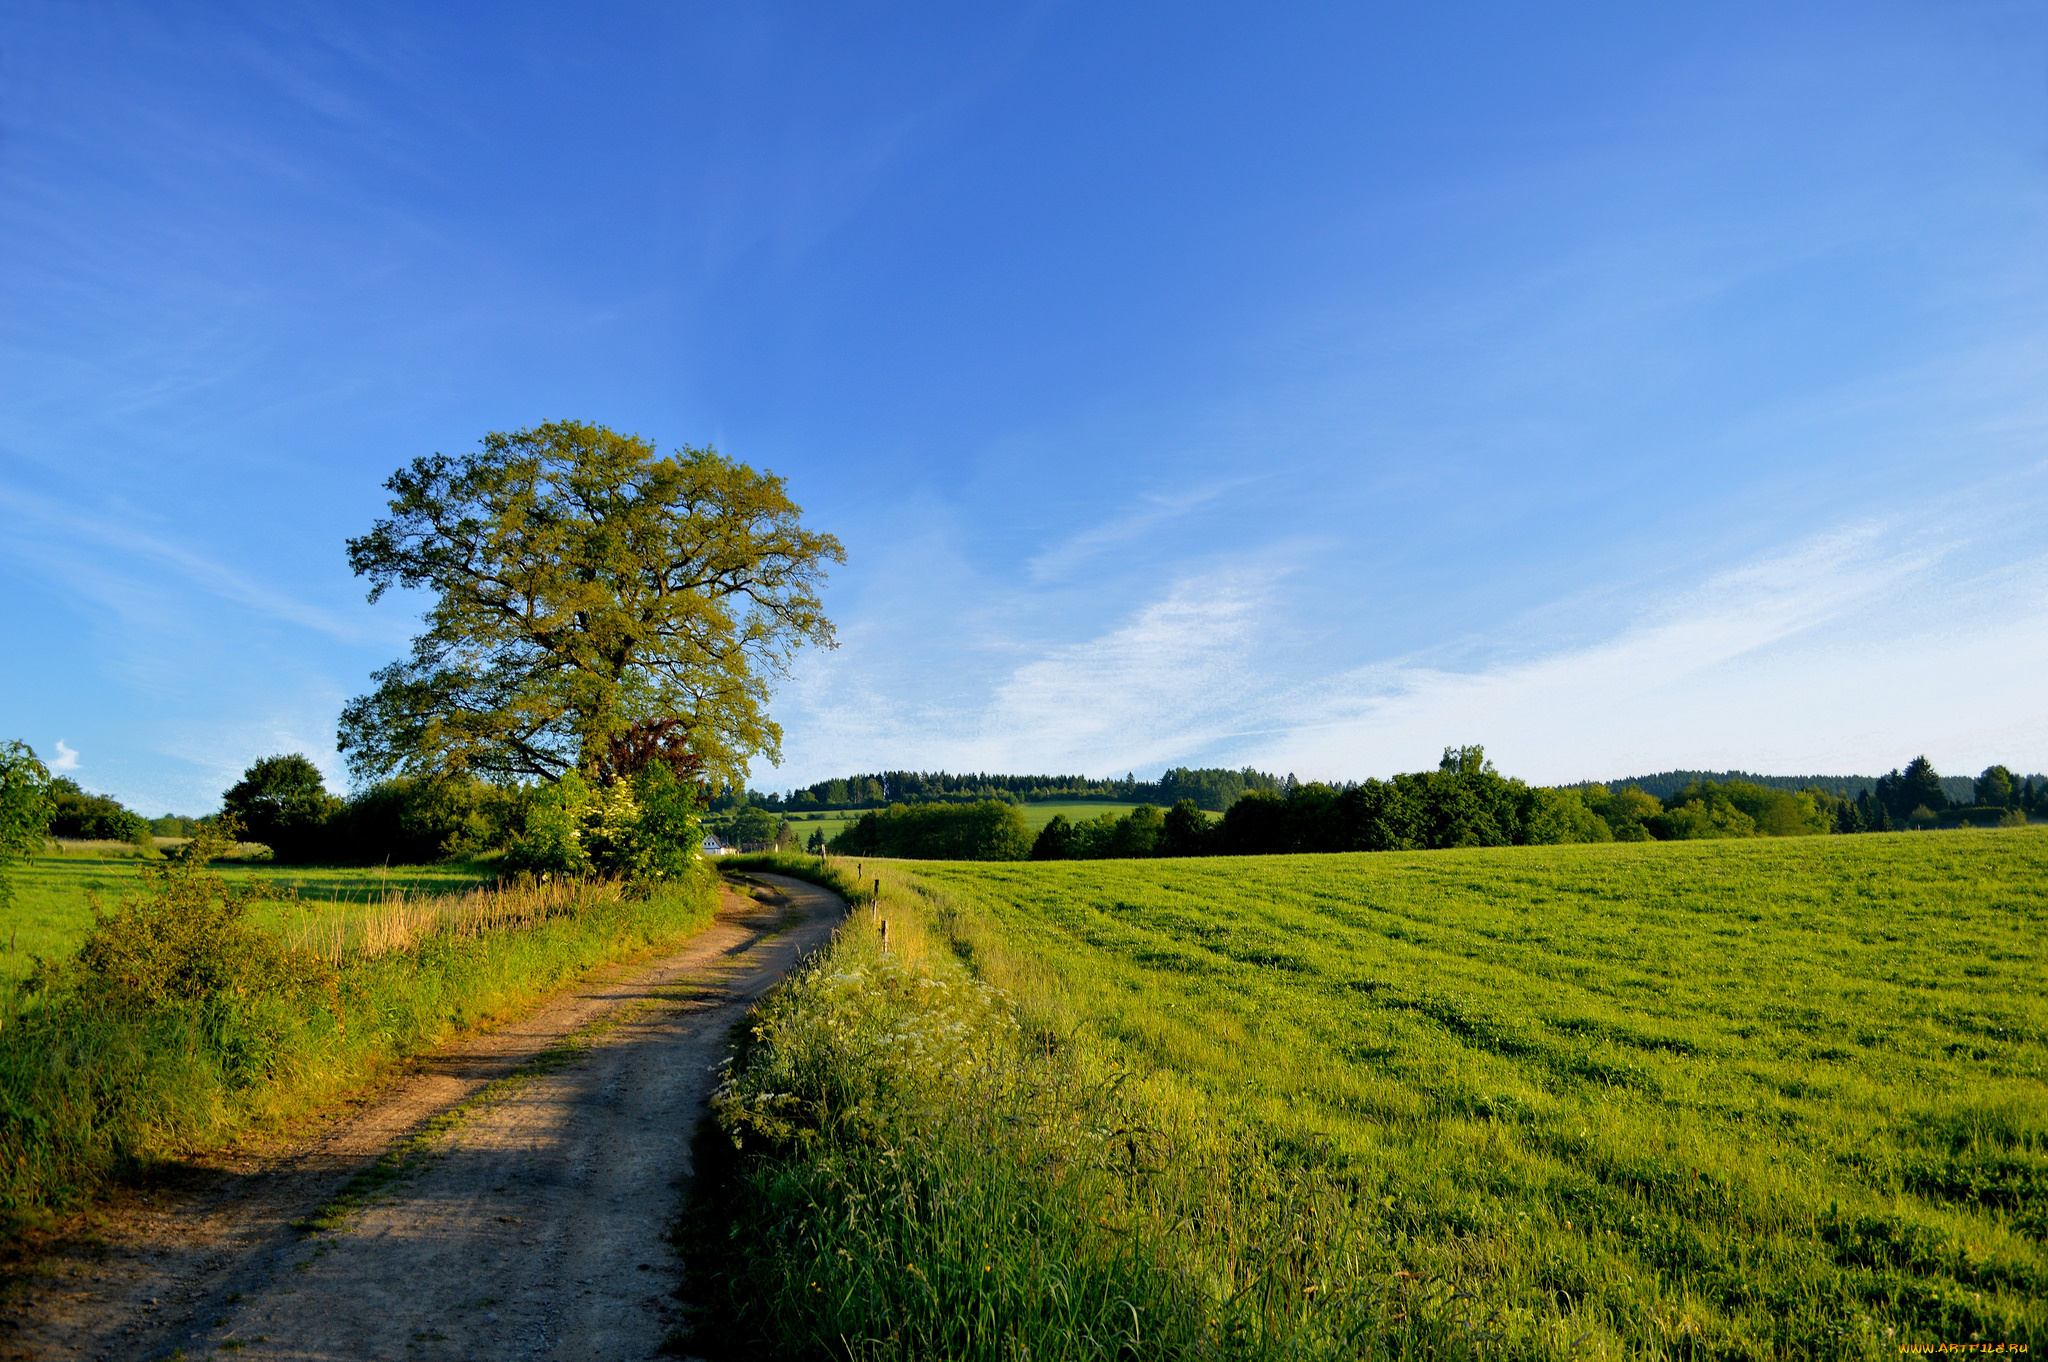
724, 762, 1999, 814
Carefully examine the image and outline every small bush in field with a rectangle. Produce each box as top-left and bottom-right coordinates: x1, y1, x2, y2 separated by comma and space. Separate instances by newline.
31, 824, 333, 1089
72, 826, 324, 1002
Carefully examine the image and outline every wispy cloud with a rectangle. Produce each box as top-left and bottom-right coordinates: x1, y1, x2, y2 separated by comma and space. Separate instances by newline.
967, 569, 1275, 771
1026, 480, 1250, 583
777, 507, 2048, 788
0, 478, 373, 644
50, 740, 79, 773
1263, 523, 1951, 781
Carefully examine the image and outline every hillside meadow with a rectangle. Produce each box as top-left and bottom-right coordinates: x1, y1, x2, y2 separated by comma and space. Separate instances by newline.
699, 831, 2045, 1360
1017, 800, 1145, 830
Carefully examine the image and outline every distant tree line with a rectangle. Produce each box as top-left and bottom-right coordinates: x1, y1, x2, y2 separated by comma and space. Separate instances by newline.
759, 763, 2018, 819
823, 748, 2043, 862
19, 745, 2044, 868
44, 779, 157, 845
27, 779, 208, 850
1031, 747, 1608, 859
1598, 768, 1979, 805
735, 766, 1284, 814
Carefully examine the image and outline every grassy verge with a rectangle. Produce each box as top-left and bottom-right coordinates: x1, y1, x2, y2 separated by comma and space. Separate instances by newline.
0, 856, 717, 1240
689, 836, 2045, 1360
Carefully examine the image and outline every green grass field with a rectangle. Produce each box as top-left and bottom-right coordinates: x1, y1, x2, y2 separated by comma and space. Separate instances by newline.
1017, 799, 1142, 830
0, 855, 493, 981
704, 832, 2046, 1358
778, 809, 862, 844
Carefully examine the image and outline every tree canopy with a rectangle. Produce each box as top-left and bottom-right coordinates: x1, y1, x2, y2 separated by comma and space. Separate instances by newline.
222, 754, 339, 863
340, 421, 843, 788
1878, 755, 1950, 819
44, 777, 150, 843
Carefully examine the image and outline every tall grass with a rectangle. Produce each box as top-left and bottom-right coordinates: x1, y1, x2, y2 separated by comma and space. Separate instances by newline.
694, 841, 2046, 1360
694, 855, 1489, 1360
0, 854, 498, 983
0, 848, 716, 1237
276, 876, 630, 964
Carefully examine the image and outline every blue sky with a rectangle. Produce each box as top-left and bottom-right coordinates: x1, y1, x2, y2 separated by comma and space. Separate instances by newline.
5, 2, 2048, 814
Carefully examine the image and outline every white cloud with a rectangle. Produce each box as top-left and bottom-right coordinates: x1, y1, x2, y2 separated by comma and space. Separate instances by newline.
1258, 521, 2048, 783
966, 570, 1274, 772
776, 507, 2048, 788
49, 739, 79, 772
155, 695, 353, 804
768, 566, 1277, 785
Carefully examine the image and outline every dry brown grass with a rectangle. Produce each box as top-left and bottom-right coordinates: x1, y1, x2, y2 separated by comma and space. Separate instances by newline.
279, 877, 629, 964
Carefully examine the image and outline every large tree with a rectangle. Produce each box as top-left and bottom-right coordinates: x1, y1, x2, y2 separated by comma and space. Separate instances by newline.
340, 422, 843, 788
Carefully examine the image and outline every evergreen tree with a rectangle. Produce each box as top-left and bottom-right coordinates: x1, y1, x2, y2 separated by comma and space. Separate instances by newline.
1876, 757, 1948, 821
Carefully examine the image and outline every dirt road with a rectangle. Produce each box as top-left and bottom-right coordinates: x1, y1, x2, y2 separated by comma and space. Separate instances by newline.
3, 871, 844, 1362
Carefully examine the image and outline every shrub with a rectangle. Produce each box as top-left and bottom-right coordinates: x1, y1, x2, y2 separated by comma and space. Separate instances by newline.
501, 767, 705, 881
0, 840, 717, 1235
45, 824, 332, 1088
632, 763, 706, 882
501, 772, 593, 877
